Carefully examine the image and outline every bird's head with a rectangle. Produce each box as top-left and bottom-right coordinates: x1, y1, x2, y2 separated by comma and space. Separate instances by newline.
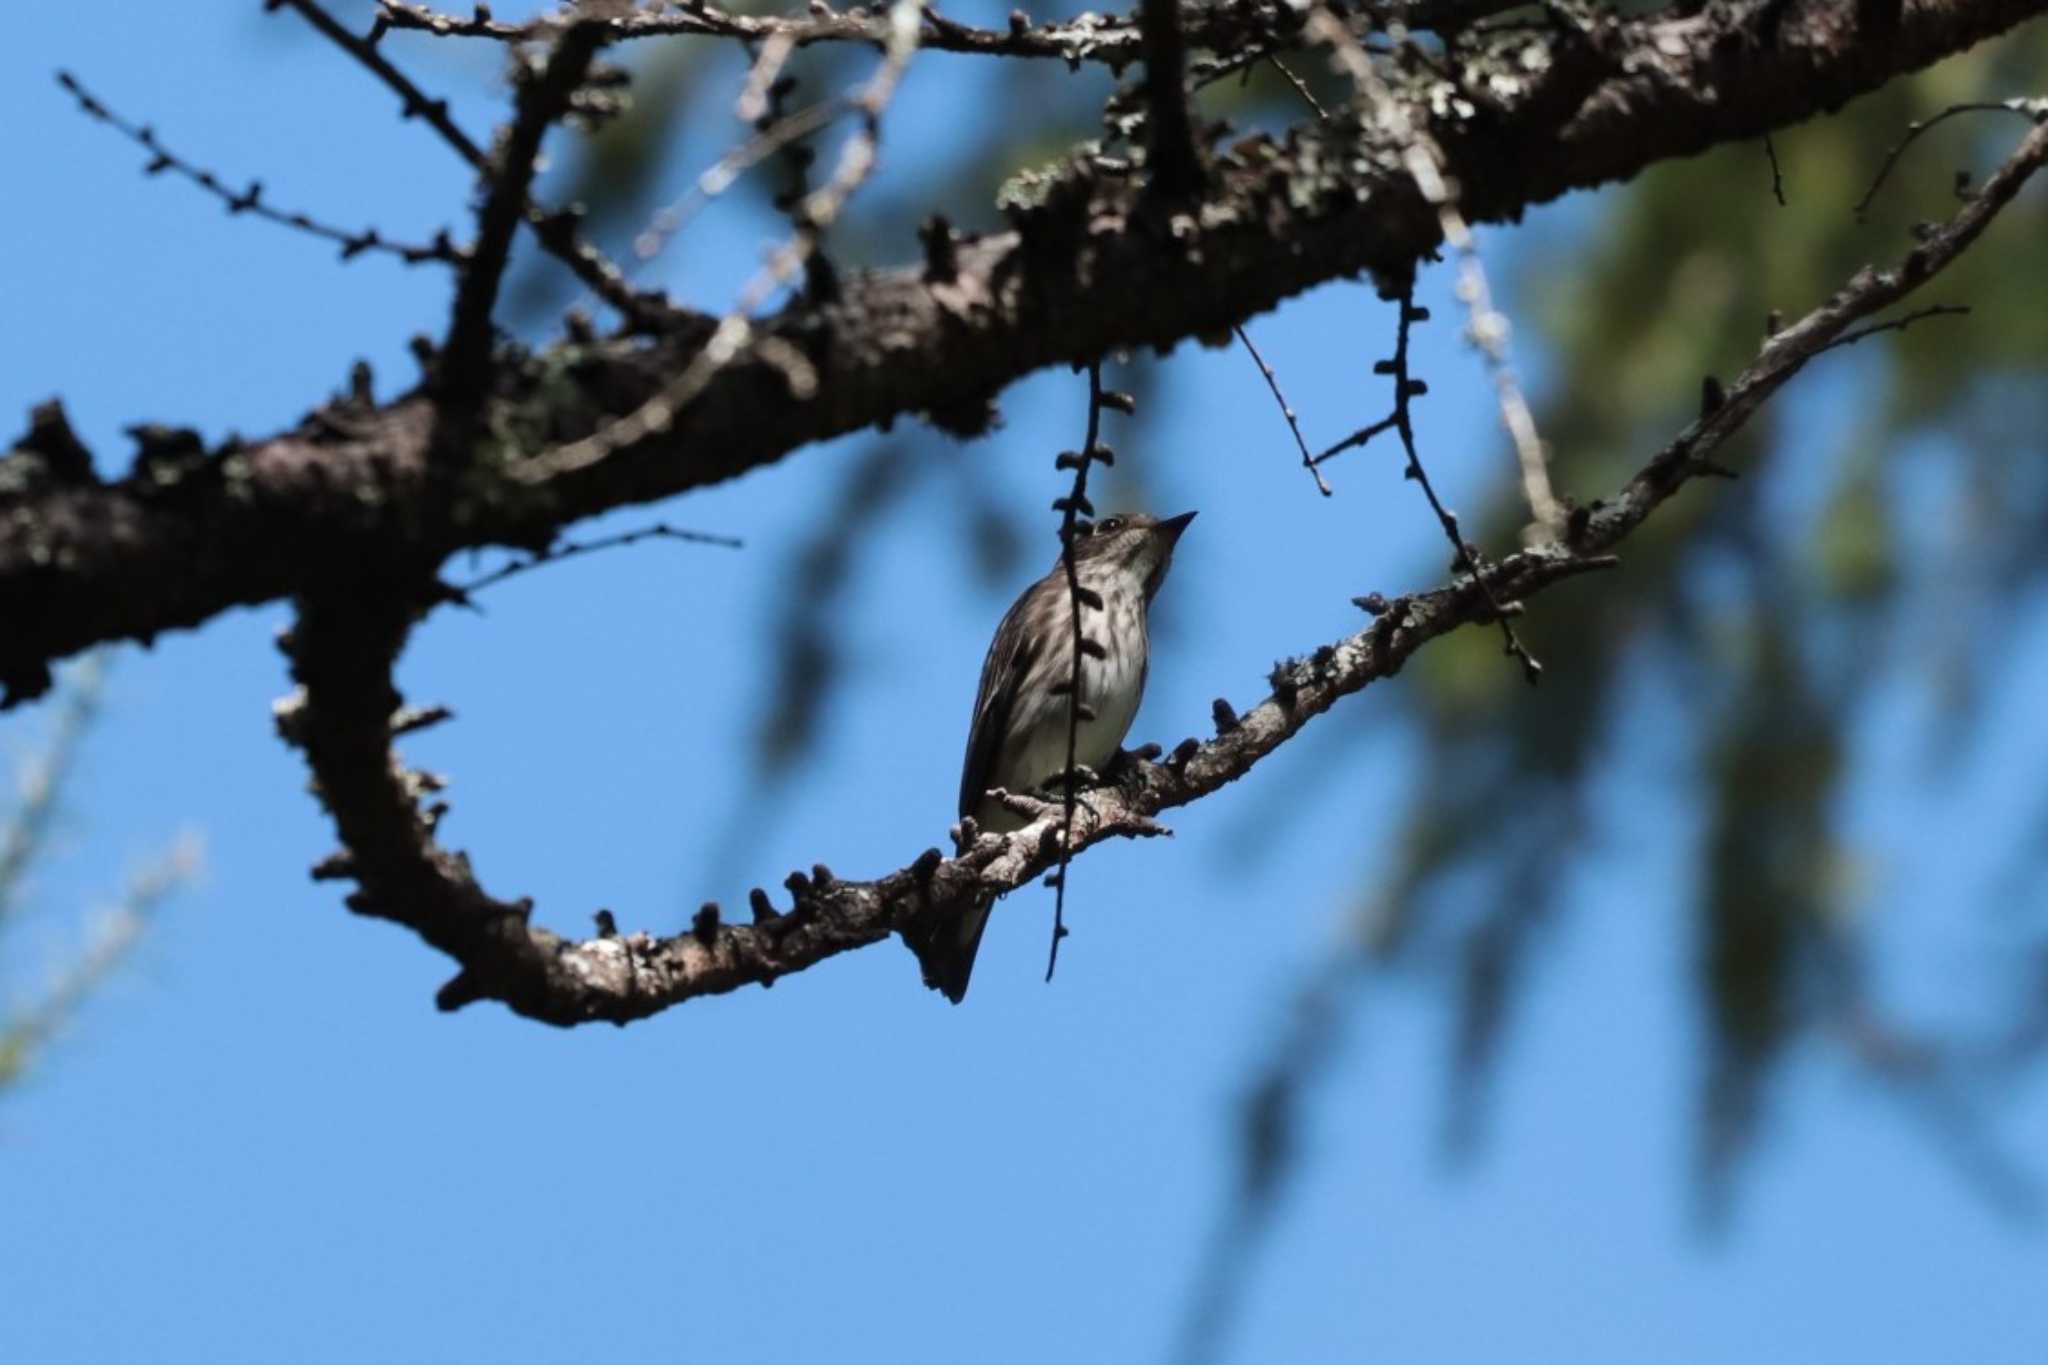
1070, 510, 1196, 601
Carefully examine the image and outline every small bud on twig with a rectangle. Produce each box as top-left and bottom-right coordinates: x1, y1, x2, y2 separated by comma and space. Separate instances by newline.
692, 903, 721, 945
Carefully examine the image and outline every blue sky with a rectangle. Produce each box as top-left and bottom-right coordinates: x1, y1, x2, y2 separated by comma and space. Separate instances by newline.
4, 4, 2046, 1363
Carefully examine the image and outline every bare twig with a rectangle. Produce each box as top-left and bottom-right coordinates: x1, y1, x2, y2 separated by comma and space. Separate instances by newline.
1365, 284, 1544, 683
373, 0, 1525, 61
377, 0, 1257, 65
1854, 96, 2048, 219
377, 0, 1079, 50
1235, 325, 1333, 496
55, 72, 462, 268
1267, 54, 1331, 121
1765, 132, 1788, 206
736, 32, 800, 124
1308, 6, 1561, 541
1139, 0, 1205, 197
270, 0, 664, 329
1301, 279, 1539, 678
270, 0, 491, 168
1312, 414, 1399, 465
438, 22, 606, 405
1821, 302, 1970, 352
1045, 363, 1118, 983
748, 45, 826, 240
448, 523, 742, 600
630, 97, 848, 273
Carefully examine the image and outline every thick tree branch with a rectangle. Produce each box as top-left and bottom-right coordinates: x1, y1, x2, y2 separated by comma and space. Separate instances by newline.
5, 0, 2045, 704
275, 113, 2048, 1023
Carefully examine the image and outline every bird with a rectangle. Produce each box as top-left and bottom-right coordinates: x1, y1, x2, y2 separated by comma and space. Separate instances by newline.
912, 509, 1196, 1002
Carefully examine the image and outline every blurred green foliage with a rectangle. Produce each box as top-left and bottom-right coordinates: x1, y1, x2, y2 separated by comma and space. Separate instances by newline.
1349, 33, 2048, 1212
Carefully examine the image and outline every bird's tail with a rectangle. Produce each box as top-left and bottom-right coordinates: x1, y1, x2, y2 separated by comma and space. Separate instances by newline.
908, 897, 995, 1004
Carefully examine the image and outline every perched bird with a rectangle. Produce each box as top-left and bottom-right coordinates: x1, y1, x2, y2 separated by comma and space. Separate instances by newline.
913, 510, 1197, 1002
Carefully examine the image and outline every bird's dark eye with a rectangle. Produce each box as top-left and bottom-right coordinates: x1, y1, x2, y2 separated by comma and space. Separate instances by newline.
1098, 516, 1125, 534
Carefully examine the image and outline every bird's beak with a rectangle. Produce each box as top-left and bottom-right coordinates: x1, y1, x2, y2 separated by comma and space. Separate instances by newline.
1158, 510, 1197, 542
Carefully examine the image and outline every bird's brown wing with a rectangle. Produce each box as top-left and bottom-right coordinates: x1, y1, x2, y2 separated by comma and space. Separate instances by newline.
907, 595, 1046, 1003
957, 592, 1041, 819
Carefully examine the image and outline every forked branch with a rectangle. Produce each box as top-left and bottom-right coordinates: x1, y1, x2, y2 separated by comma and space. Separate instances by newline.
277, 114, 2048, 1022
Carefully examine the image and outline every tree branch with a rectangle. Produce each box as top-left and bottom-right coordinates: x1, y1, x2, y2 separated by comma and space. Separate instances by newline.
1138, 0, 1205, 197
5, 0, 2045, 703
371, 0, 1510, 64
274, 112, 2048, 1022
271, 0, 663, 331
1308, 4, 1561, 539
437, 22, 606, 408
55, 72, 465, 269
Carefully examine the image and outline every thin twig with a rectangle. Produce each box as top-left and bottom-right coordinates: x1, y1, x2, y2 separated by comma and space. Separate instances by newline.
1235, 325, 1333, 496
438, 22, 606, 404
1854, 97, 2048, 220
736, 32, 800, 123
749, 40, 827, 247
1373, 284, 1544, 683
1268, 54, 1331, 121
377, 0, 1066, 49
55, 73, 462, 268
1187, 34, 1390, 92
270, 0, 490, 168
378, 0, 1299, 66
1765, 132, 1788, 206
630, 98, 848, 273
272, 0, 664, 329
448, 523, 742, 599
648, 27, 824, 279
511, 0, 923, 487
1046, 362, 1114, 983
1138, 0, 1204, 197
1821, 303, 1971, 352
374, 0, 1509, 61
1308, 6, 1561, 541
1311, 413, 1400, 464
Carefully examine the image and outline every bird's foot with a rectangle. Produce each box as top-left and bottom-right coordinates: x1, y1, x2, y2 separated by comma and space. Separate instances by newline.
1106, 744, 1164, 798
1037, 763, 1103, 795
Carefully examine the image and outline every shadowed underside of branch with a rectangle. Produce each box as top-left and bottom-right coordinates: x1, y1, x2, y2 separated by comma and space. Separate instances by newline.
5, 0, 2043, 703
